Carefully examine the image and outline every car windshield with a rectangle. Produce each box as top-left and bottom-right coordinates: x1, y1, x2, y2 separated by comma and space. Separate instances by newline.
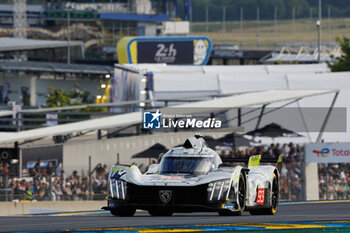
159, 157, 214, 175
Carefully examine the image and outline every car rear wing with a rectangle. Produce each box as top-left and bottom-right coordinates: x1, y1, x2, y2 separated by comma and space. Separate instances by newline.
221, 154, 284, 173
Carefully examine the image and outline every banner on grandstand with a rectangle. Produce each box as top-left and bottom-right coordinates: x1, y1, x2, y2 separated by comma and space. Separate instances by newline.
305, 142, 350, 163
110, 67, 141, 113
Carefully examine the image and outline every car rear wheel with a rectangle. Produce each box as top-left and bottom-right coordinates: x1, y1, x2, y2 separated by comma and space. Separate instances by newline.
250, 173, 278, 215
148, 209, 173, 216
218, 172, 246, 216
110, 207, 136, 217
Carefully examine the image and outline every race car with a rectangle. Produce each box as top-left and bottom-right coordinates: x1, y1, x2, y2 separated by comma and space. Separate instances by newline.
102, 135, 282, 216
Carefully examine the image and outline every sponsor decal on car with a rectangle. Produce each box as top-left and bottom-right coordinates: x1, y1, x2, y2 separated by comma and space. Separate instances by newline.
159, 190, 172, 204
111, 170, 126, 179
109, 201, 116, 207
152, 176, 185, 183
111, 166, 138, 173
222, 204, 235, 210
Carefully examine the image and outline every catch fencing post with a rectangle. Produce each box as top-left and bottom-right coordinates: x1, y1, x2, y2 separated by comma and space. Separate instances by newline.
49, 173, 52, 201
301, 152, 306, 201
237, 108, 241, 126
274, 6, 277, 48
205, 6, 208, 33
256, 7, 260, 48
326, 163, 329, 200
89, 156, 92, 200
5, 175, 8, 202
287, 172, 292, 201
15, 113, 19, 132
240, 7, 243, 48
222, 6, 226, 43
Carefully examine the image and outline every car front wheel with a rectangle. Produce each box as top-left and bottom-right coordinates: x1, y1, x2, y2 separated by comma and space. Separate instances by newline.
218, 172, 246, 216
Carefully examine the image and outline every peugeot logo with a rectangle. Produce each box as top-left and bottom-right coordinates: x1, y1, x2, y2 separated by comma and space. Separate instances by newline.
159, 190, 172, 204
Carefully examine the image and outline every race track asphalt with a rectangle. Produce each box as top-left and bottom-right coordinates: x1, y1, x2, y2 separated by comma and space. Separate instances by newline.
0, 201, 349, 232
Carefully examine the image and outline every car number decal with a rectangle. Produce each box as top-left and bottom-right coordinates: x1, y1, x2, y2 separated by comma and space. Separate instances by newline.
257, 188, 265, 205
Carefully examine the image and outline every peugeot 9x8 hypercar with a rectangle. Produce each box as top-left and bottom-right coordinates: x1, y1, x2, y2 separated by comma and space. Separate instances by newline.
103, 135, 281, 216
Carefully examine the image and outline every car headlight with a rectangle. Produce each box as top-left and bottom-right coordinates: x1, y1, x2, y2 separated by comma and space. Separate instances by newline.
207, 179, 232, 202
109, 179, 127, 200
223, 180, 231, 191
207, 182, 214, 192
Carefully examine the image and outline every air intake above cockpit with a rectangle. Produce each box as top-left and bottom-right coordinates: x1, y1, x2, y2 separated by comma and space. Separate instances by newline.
183, 134, 207, 149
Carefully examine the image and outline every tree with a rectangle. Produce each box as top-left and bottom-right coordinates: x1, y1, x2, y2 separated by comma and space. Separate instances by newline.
328, 37, 350, 72
46, 83, 91, 107
45, 83, 96, 121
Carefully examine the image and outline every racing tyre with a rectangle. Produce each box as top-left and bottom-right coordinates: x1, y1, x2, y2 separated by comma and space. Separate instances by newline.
218, 172, 246, 216
110, 207, 136, 217
148, 209, 173, 216
250, 173, 278, 215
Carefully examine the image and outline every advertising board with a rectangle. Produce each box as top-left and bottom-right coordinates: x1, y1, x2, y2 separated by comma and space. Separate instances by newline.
110, 67, 141, 113
117, 36, 211, 65
305, 142, 350, 163
137, 41, 193, 64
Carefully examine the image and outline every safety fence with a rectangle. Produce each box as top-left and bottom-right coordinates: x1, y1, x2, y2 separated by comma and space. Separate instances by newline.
1, 144, 305, 202
2, 145, 348, 202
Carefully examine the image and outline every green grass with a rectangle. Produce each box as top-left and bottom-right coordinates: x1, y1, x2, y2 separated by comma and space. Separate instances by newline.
190, 17, 350, 49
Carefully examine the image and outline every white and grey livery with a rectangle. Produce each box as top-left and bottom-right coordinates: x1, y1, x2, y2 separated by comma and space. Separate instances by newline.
103, 135, 281, 216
